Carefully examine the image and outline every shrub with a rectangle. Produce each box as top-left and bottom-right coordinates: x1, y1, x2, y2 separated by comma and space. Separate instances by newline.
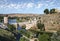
38, 33, 50, 41
0, 16, 4, 22
0, 29, 15, 41
44, 9, 49, 14
37, 20, 45, 31
7, 24, 16, 32
19, 37, 29, 41
22, 24, 26, 29
50, 9, 56, 14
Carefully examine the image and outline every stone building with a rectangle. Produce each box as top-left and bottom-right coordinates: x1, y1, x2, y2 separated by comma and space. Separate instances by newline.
4, 15, 8, 24
55, 9, 60, 13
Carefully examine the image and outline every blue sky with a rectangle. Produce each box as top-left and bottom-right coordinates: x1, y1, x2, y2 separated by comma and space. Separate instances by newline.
0, 0, 60, 14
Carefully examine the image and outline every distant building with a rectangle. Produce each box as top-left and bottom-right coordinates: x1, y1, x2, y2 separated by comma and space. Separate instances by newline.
4, 15, 8, 24
55, 9, 60, 13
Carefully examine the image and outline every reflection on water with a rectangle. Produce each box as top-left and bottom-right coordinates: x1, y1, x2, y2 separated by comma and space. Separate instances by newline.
8, 19, 17, 24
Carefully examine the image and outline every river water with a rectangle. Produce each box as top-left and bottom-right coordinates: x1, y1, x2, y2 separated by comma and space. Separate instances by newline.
8, 19, 17, 24
8, 19, 23, 41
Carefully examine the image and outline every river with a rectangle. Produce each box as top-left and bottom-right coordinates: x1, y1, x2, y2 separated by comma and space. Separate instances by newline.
8, 19, 17, 24
8, 19, 23, 41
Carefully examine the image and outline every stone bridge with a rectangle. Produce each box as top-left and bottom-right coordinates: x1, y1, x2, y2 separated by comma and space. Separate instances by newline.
10, 20, 37, 30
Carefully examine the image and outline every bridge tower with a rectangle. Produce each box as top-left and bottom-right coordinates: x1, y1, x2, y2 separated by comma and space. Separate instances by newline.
4, 15, 8, 24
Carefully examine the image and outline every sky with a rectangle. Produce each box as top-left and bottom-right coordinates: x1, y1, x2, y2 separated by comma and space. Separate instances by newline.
0, 0, 60, 14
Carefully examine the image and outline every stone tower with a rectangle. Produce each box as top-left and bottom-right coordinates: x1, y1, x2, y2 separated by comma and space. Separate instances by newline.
4, 15, 8, 24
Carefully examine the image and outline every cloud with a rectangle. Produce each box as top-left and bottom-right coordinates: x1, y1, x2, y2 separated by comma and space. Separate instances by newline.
50, 0, 56, 4
44, 0, 56, 7
26, 3, 34, 8
0, 0, 43, 9
7, 4, 17, 8
0, 0, 8, 4
0, 3, 22, 9
36, 3, 43, 8
46, 0, 52, 2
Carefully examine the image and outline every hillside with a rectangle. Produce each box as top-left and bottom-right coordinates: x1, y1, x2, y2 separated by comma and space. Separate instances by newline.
0, 13, 60, 32
0, 14, 39, 17
40, 13, 60, 32
0, 29, 15, 41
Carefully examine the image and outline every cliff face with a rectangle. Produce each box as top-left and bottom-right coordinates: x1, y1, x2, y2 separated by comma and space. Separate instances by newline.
40, 13, 60, 32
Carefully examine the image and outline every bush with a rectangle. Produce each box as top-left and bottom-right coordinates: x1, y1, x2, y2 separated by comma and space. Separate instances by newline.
37, 20, 45, 31
7, 24, 16, 32
19, 37, 29, 41
22, 25, 26, 29
50, 9, 56, 14
38, 33, 50, 41
19, 30, 31, 38
0, 29, 15, 41
0, 16, 4, 22
51, 32, 60, 41
44, 9, 49, 14
8, 17, 17, 19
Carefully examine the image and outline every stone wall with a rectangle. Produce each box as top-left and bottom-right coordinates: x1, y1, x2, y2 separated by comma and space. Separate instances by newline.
40, 13, 60, 32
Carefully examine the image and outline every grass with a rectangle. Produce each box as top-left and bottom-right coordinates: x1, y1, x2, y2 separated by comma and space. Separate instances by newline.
0, 29, 16, 41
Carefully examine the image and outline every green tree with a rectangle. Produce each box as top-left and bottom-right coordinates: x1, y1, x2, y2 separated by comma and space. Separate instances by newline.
22, 24, 26, 29
50, 9, 56, 14
0, 29, 16, 41
44, 9, 49, 14
51, 32, 60, 41
7, 24, 16, 32
0, 16, 4, 22
38, 34, 50, 41
37, 20, 45, 31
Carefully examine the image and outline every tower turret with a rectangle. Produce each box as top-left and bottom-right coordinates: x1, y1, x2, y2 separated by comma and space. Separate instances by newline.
4, 15, 8, 24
